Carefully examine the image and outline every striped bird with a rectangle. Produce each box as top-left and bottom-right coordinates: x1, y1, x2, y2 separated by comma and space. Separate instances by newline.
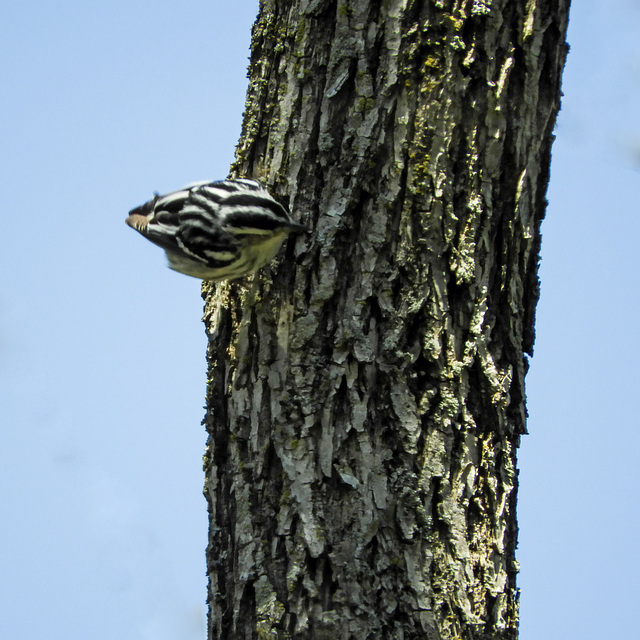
126, 179, 308, 280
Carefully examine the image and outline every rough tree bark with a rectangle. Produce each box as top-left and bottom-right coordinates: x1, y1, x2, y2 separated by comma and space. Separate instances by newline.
202, 1, 569, 638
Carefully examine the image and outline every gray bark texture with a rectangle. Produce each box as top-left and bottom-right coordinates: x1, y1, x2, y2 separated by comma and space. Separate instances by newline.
202, 0, 569, 638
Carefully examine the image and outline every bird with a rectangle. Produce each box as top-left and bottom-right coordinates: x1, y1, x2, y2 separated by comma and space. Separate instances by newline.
126, 178, 308, 280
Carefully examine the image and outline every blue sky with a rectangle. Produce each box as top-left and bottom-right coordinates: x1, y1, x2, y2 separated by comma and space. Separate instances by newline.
1, 1, 638, 639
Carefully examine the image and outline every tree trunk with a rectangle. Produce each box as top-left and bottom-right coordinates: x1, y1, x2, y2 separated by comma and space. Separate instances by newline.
202, 1, 569, 638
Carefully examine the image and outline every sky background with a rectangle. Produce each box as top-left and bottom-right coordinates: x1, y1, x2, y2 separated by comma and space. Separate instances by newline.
1, 1, 638, 639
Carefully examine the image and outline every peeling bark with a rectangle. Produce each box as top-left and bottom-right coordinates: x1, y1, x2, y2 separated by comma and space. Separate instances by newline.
202, 1, 569, 638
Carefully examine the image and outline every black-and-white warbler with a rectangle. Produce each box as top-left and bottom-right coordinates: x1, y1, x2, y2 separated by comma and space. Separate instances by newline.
126, 178, 308, 280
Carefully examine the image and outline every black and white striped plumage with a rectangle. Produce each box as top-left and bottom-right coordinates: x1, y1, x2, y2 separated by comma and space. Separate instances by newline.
126, 179, 307, 280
